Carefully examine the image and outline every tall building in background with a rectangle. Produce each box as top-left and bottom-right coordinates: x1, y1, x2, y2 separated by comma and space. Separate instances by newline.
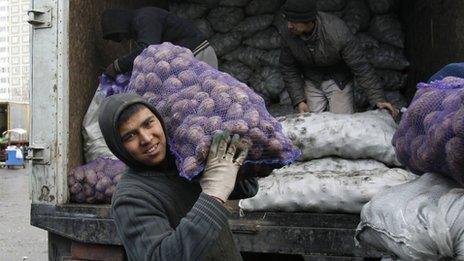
0, 1, 8, 100
7, 0, 30, 102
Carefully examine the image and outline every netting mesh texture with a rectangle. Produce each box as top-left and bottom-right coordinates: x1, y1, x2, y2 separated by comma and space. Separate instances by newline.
392, 77, 464, 185
68, 157, 127, 204
102, 43, 300, 180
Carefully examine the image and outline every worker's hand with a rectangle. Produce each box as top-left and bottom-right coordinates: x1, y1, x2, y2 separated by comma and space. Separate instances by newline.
297, 101, 310, 113
376, 101, 399, 119
200, 131, 250, 203
104, 63, 117, 79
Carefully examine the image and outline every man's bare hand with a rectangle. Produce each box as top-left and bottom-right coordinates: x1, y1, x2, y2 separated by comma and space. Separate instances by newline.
377, 101, 399, 119
297, 102, 310, 113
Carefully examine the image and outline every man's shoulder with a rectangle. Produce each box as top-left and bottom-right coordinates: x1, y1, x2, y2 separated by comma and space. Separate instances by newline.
318, 11, 352, 44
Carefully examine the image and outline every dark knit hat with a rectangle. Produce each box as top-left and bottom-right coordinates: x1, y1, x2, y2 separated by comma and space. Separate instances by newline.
282, 0, 317, 22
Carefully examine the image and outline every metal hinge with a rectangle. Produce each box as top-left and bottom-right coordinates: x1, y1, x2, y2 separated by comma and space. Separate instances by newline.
27, 144, 51, 165
27, 7, 52, 29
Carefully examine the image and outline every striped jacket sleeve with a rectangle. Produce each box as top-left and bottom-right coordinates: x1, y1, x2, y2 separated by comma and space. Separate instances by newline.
112, 191, 229, 261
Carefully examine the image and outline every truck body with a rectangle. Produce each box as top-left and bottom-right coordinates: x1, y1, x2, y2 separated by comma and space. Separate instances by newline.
28, 0, 464, 260
0, 101, 30, 141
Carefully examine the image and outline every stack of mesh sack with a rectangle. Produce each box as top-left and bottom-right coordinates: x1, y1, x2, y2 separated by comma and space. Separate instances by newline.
67, 73, 130, 204
240, 110, 418, 214
169, 0, 409, 110
72, 43, 301, 203
356, 77, 464, 260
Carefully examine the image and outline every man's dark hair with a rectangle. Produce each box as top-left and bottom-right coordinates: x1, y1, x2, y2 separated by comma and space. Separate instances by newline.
117, 103, 147, 129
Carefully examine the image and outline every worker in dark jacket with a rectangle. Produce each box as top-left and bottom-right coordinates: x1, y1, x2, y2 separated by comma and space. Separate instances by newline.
101, 6, 218, 78
279, 0, 398, 117
99, 93, 257, 261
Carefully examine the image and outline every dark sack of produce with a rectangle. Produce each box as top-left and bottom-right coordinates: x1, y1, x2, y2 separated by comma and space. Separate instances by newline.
369, 14, 404, 48
233, 14, 274, 37
357, 33, 379, 50
219, 61, 253, 82
207, 7, 244, 33
366, 0, 397, 14
193, 19, 214, 39
365, 44, 409, 70
243, 28, 281, 50
124, 43, 300, 180
169, 3, 209, 20
245, 0, 285, 15
219, 0, 250, 7
392, 77, 464, 185
189, 0, 220, 8
259, 49, 280, 67
342, 0, 370, 34
223, 46, 265, 68
68, 157, 127, 204
316, 0, 346, 11
210, 32, 243, 56
249, 66, 285, 100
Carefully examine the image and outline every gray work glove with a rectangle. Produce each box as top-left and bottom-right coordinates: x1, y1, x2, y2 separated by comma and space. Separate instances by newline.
200, 131, 249, 203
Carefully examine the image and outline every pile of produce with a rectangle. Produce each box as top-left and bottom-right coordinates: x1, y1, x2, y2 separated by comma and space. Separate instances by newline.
392, 77, 464, 185
240, 157, 416, 213
240, 110, 410, 213
125, 42, 300, 180
169, 0, 409, 110
356, 173, 464, 260
279, 110, 401, 166
68, 157, 127, 204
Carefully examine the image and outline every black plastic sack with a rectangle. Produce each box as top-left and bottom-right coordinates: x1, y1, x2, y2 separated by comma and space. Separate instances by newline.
210, 32, 243, 56
189, 0, 220, 8
365, 44, 409, 70
343, 0, 370, 34
316, 0, 346, 11
357, 33, 380, 50
233, 15, 274, 37
366, 0, 397, 14
170, 3, 209, 20
207, 7, 245, 33
259, 49, 281, 67
193, 19, 214, 39
219, 0, 250, 7
243, 28, 281, 50
249, 67, 285, 100
245, 0, 285, 15
223, 46, 265, 68
369, 14, 404, 48
220, 61, 253, 82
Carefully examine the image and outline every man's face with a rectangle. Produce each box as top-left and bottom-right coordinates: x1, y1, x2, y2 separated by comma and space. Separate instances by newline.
119, 107, 167, 166
287, 21, 316, 36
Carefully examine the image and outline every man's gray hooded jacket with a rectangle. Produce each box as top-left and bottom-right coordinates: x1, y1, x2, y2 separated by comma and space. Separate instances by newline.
279, 12, 386, 107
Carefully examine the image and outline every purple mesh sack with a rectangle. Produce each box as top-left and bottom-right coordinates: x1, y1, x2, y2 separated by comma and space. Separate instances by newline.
99, 73, 131, 97
124, 42, 300, 180
392, 77, 464, 185
68, 157, 127, 204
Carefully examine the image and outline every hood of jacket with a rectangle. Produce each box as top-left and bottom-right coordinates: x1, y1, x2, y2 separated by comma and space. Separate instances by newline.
98, 93, 174, 172
101, 8, 134, 41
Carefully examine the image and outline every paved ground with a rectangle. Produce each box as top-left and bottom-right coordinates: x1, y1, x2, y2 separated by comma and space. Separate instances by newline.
0, 165, 48, 260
